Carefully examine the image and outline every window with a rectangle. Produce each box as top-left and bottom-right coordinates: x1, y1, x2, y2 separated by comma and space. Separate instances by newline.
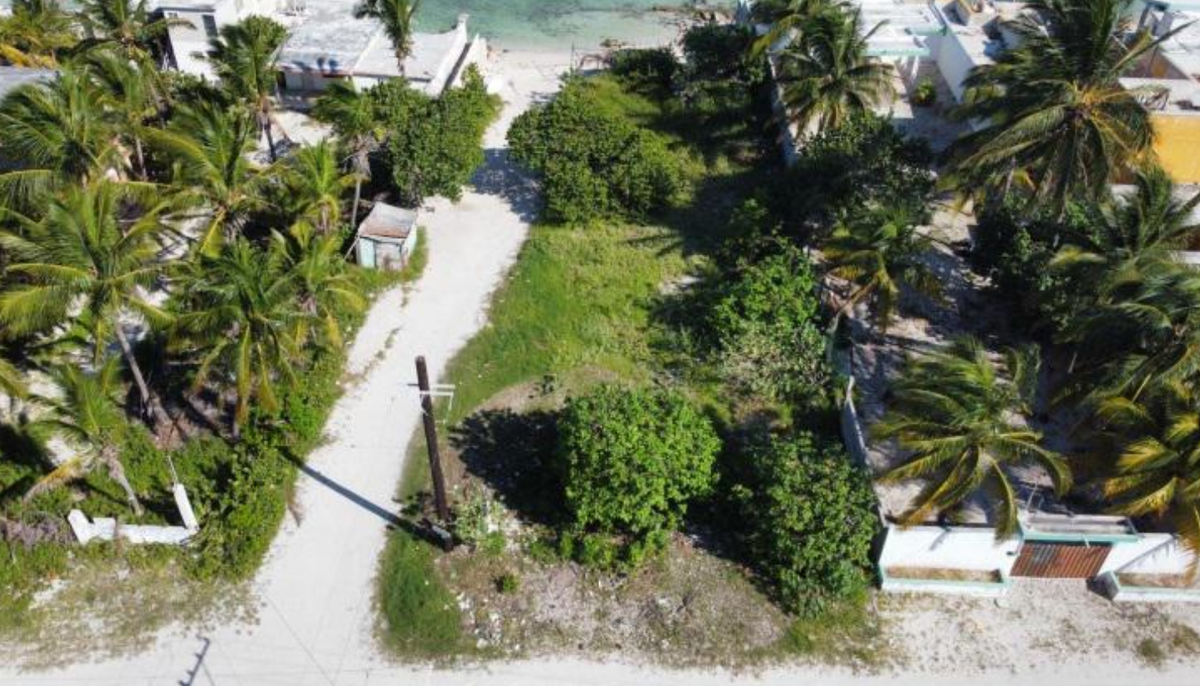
202, 14, 218, 39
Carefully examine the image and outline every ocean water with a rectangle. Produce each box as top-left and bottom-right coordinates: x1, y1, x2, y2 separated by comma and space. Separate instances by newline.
0, 1, 719, 50
418, 0, 709, 50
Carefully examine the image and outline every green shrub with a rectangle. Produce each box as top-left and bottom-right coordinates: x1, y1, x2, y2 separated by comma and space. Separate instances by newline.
731, 432, 878, 617
970, 201, 1092, 336
370, 66, 500, 206
495, 571, 520, 594
911, 78, 937, 106
785, 113, 933, 240
378, 531, 463, 656
556, 385, 720, 568
710, 242, 828, 404
682, 23, 763, 85
609, 47, 680, 88
187, 440, 292, 580
508, 79, 684, 224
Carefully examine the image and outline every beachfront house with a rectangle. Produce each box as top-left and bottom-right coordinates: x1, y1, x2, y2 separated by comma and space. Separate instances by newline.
153, 0, 300, 77
277, 13, 482, 97
151, 1, 485, 98
354, 202, 420, 271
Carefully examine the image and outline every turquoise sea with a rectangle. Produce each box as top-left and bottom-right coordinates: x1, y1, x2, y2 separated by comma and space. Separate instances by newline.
0, 1, 723, 50
418, 0, 711, 49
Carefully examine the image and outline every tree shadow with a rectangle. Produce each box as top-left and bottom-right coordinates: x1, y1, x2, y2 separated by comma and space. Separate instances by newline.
471, 148, 542, 223
450, 408, 564, 527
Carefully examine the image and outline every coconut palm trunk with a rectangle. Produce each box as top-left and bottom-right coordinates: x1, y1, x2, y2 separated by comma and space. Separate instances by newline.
113, 324, 170, 428
101, 444, 144, 515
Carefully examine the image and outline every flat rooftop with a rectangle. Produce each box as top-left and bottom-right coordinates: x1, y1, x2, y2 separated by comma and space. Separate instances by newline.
1121, 76, 1200, 114
0, 67, 57, 99
854, 0, 946, 57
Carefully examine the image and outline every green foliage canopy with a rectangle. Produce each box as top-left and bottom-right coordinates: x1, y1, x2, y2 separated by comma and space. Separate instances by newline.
556, 384, 720, 567
731, 432, 878, 616
508, 78, 684, 224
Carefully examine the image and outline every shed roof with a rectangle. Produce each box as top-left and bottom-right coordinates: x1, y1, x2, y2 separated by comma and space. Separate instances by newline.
357, 202, 417, 240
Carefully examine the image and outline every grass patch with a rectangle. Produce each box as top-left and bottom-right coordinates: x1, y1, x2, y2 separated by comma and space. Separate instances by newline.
775, 596, 889, 667
1136, 637, 1167, 667
379, 67, 790, 664
397, 229, 429, 285
377, 530, 465, 659
443, 221, 692, 422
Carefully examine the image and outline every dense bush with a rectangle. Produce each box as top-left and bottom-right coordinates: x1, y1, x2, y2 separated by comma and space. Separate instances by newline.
682, 23, 763, 85
730, 432, 878, 616
970, 201, 1092, 336
785, 113, 933, 241
710, 241, 829, 404
609, 47, 680, 88
508, 79, 684, 224
556, 384, 720, 567
370, 67, 500, 206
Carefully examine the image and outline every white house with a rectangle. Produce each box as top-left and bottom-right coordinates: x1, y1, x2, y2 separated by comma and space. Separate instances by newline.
277, 13, 482, 97
153, 0, 301, 77
151, 0, 485, 97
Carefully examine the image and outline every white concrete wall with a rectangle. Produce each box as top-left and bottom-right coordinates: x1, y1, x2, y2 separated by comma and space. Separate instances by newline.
934, 30, 978, 103
450, 35, 488, 89
881, 575, 1008, 597
878, 525, 1021, 573
425, 21, 469, 97
1101, 534, 1195, 575
160, 0, 284, 77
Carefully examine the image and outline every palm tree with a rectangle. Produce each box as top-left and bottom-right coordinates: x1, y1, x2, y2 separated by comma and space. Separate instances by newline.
311, 81, 382, 225
354, 0, 420, 75
0, 71, 119, 204
876, 337, 1070, 537
1062, 260, 1200, 403
773, 8, 895, 135
80, 49, 159, 180
281, 140, 358, 234
749, 0, 844, 56
171, 239, 303, 436
74, 0, 187, 67
1095, 381, 1200, 567
823, 207, 941, 331
0, 356, 28, 401
1052, 166, 1200, 277
25, 360, 143, 515
205, 15, 288, 161
272, 224, 365, 349
0, 0, 76, 67
145, 102, 265, 255
0, 181, 172, 427
945, 0, 1182, 213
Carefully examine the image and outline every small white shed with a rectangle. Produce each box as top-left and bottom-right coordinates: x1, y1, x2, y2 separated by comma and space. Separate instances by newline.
355, 203, 420, 271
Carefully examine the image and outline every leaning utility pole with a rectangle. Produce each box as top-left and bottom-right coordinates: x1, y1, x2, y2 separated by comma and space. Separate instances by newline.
415, 356, 451, 524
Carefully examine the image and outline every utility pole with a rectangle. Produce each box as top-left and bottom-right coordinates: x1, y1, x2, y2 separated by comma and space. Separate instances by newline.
415, 356, 451, 524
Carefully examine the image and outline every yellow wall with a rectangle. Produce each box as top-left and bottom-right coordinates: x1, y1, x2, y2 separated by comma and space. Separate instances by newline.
1152, 114, 1200, 184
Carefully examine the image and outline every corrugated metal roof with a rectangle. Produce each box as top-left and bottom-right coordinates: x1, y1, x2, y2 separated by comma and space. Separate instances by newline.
357, 202, 418, 240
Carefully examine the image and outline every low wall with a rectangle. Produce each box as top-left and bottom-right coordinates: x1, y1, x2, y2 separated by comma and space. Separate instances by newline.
1098, 571, 1200, 604
878, 524, 1020, 572
1101, 534, 1194, 575
880, 567, 1010, 598
450, 35, 489, 89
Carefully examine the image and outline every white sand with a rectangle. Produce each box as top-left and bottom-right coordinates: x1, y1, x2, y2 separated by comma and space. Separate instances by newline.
3, 49, 1200, 686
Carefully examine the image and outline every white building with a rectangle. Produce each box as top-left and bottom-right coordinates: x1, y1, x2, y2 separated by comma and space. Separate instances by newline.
277, 13, 481, 97
151, 0, 485, 97
153, 0, 296, 77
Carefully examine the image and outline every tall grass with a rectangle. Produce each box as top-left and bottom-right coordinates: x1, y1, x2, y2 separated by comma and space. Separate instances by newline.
377, 531, 463, 658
